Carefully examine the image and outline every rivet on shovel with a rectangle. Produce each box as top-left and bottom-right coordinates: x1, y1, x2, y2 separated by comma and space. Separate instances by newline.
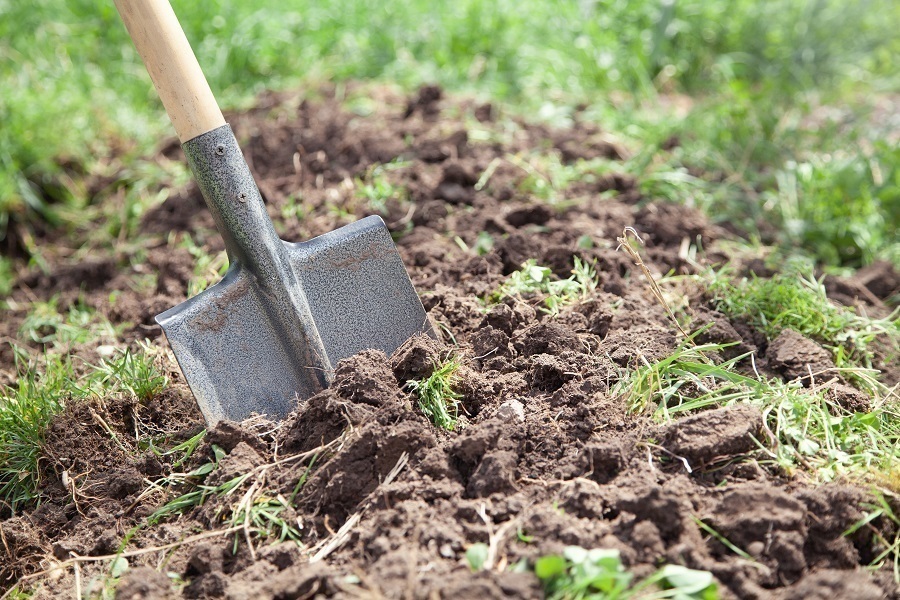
114, 0, 432, 424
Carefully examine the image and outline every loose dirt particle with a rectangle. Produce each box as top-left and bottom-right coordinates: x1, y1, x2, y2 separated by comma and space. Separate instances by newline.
777, 568, 884, 600
115, 566, 175, 600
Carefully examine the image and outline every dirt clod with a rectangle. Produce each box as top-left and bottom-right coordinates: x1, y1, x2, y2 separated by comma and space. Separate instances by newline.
664, 404, 763, 464
767, 329, 836, 384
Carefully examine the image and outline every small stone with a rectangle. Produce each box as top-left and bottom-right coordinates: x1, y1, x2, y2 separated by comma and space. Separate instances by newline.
497, 399, 525, 423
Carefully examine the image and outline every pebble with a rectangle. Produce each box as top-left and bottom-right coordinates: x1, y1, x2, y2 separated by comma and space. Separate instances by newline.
497, 399, 525, 423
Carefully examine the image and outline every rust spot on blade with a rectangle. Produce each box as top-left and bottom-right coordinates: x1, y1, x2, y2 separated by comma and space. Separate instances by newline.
190, 275, 250, 333
327, 242, 397, 272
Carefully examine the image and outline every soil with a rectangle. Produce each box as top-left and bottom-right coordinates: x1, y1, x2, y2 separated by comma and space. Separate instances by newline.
2, 83, 899, 599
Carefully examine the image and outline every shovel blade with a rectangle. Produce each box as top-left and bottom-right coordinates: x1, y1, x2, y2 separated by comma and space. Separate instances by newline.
289, 216, 430, 364
157, 216, 429, 423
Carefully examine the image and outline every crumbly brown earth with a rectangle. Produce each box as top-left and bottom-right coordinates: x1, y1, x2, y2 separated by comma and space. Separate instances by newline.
2, 84, 899, 599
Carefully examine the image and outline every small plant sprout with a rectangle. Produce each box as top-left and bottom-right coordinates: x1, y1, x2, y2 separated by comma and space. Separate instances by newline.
356, 161, 409, 215
534, 545, 719, 599
536, 546, 633, 599
466, 543, 490, 572
489, 257, 598, 315
406, 355, 463, 431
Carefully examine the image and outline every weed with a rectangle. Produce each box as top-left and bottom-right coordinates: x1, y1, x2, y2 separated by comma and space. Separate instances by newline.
466, 543, 490, 572
692, 516, 757, 562
229, 494, 303, 552
473, 231, 495, 256
536, 547, 632, 599
706, 268, 899, 369
535, 545, 718, 599
488, 258, 598, 316
159, 429, 207, 469
406, 355, 463, 431
143, 440, 332, 554
279, 193, 307, 224
145, 444, 238, 524
508, 153, 617, 204
770, 144, 900, 268
615, 340, 754, 418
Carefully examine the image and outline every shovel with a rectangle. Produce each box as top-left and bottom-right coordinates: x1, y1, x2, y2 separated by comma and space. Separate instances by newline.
114, 0, 430, 424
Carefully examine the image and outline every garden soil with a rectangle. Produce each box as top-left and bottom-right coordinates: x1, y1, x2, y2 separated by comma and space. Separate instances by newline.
2, 84, 899, 599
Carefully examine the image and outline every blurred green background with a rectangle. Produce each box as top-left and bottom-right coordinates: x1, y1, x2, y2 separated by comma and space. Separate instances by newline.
1, 0, 898, 271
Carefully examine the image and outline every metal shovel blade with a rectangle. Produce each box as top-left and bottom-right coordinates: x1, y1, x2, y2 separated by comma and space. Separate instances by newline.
156, 125, 430, 423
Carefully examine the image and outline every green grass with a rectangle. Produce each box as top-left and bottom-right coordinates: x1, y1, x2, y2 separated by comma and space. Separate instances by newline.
17, 297, 120, 347
144, 441, 318, 552
84, 344, 169, 402
0, 353, 73, 513
770, 143, 900, 267
0, 344, 168, 513
405, 355, 463, 431
503, 153, 619, 206
846, 491, 900, 582
616, 338, 900, 483
488, 258, 598, 316
706, 268, 900, 370
180, 234, 229, 297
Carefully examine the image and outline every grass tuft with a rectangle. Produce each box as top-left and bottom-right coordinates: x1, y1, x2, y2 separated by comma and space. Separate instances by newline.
707, 268, 899, 369
616, 336, 900, 482
845, 490, 900, 582
355, 160, 409, 215
406, 355, 463, 431
0, 353, 72, 513
85, 344, 168, 402
18, 298, 119, 347
0, 343, 168, 513
181, 235, 229, 297
143, 440, 327, 553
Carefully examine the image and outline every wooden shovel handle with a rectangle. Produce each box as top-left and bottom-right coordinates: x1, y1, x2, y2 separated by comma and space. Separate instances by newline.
114, 0, 225, 143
